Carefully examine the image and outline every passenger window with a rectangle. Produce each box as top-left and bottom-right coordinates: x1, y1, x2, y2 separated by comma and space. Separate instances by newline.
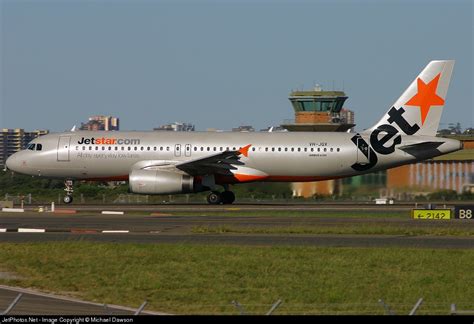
304, 148, 307, 152
337, 148, 340, 152
297, 148, 301, 152
207, 147, 210, 151
252, 147, 256, 151
95, 146, 98, 150
324, 148, 327, 152
122, 147, 125, 151
76, 146, 79, 151
278, 147, 281, 152
166, 147, 170, 151
317, 148, 320, 152
134, 147, 137, 151
82, 146, 86, 150
89, 146, 92, 150
128, 147, 131, 151
220, 147, 223, 151
284, 148, 288, 152
115, 147, 118, 151
102, 147, 106, 151
213, 147, 216, 151
108, 147, 112, 151
291, 148, 294, 152
265, 147, 268, 152
271, 148, 275, 152
140, 147, 144, 151
147, 147, 151, 151
194, 147, 197, 151
200, 147, 204, 151
330, 148, 333, 152
311, 148, 314, 152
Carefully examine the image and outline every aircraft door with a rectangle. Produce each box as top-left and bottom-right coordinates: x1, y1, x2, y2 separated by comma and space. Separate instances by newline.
57, 136, 71, 162
355, 136, 370, 165
185, 144, 191, 157
174, 144, 182, 157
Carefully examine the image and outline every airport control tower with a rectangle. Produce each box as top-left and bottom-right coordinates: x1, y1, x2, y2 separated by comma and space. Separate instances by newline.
281, 86, 355, 132
281, 86, 355, 197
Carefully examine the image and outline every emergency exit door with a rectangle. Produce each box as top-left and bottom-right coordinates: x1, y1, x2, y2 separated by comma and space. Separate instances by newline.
57, 136, 71, 162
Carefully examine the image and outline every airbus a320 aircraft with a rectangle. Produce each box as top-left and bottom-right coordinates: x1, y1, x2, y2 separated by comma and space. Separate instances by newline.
5, 60, 462, 204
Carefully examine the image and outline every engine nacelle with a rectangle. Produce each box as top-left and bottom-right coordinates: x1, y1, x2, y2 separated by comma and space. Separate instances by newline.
129, 169, 195, 195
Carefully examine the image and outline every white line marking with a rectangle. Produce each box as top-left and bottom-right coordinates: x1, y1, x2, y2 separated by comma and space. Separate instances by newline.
18, 228, 46, 233
101, 211, 124, 215
0, 229, 7, 232
101, 230, 130, 233
2, 208, 24, 213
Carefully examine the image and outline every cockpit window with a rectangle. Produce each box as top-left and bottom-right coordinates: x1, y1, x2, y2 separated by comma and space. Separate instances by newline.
27, 144, 36, 151
36, 144, 43, 151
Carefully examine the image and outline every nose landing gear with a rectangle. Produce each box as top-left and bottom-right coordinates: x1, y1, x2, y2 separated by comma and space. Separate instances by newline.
63, 179, 74, 204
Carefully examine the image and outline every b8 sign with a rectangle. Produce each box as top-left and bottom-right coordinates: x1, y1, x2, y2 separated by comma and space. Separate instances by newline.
454, 206, 474, 219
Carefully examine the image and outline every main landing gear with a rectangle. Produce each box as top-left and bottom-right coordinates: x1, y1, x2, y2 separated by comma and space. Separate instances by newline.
63, 179, 74, 204
207, 191, 236, 205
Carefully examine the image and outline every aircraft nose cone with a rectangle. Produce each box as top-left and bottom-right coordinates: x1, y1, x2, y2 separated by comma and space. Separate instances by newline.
5, 154, 18, 172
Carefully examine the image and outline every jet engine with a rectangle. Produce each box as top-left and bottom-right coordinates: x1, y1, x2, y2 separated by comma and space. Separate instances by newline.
129, 169, 197, 195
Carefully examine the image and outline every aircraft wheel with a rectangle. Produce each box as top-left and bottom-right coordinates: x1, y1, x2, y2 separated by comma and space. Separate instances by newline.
221, 191, 235, 204
63, 195, 73, 204
207, 192, 222, 205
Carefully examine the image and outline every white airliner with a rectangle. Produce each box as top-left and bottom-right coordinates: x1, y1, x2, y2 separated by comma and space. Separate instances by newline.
5, 60, 462, 204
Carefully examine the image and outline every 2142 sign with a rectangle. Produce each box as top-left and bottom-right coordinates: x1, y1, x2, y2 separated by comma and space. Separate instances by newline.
412, 209, 451, 220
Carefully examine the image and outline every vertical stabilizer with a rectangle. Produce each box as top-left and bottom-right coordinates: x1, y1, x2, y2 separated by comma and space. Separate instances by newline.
366, 60, 454, 136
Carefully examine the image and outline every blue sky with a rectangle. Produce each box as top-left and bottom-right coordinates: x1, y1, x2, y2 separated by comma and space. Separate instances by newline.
1, 0, 472, 132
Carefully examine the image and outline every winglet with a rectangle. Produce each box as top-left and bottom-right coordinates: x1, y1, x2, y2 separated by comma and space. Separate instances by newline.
238, 144, 252, 157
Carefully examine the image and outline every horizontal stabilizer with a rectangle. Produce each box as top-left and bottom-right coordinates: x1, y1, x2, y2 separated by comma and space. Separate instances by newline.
398, 141, 443, 159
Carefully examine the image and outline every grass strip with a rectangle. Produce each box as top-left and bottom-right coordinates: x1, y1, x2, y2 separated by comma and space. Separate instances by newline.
0, 243, 472, 314
191, 224, 474, 237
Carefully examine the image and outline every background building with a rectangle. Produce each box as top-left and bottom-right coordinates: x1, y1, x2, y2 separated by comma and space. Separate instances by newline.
386, 136, 474, 196
154, 122, 195, 132
80, 115, 120, 131
0, 129, 49, 167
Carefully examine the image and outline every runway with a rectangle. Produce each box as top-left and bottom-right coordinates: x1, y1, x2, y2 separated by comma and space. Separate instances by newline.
1, 210, 473, 248
25, 201, 449, 212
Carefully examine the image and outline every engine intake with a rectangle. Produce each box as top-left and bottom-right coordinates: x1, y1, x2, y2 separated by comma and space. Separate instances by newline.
129, 169, 195, 195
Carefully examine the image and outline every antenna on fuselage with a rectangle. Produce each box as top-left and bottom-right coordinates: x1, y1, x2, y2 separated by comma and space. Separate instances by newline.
70, 125, 77, 132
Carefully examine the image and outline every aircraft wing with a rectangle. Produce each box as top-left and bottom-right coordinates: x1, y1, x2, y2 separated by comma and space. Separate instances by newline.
175, 144, 251, 176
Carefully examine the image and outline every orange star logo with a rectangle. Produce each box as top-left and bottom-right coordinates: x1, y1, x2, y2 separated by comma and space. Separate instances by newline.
405, 73, 444, 125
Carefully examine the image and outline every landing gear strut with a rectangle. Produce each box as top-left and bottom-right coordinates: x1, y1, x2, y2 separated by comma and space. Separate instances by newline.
63, 179, 74, 204
206, 191, 235, 205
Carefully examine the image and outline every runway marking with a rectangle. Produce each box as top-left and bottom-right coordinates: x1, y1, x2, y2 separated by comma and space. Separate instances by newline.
0, 229, 6, 232
18, 228, 46, 233
102, 211, 125, 215
102, 230, 130, 233
2, 208, 24, 213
